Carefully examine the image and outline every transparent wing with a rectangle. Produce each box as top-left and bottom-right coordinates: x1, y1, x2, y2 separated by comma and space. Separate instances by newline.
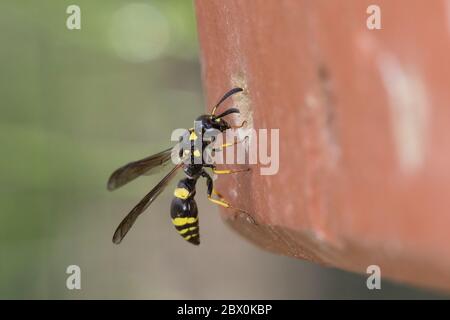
107, 147, 177, 191
112, 163, 183, 244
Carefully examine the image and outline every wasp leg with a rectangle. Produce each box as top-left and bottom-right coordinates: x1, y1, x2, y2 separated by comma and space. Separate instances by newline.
210, 189, 256, 224
208, 189, 232, 208
212, 135, 249, 153
208, 189, 244, 211
229, 120, 247, 129
201, 170, 249, 214
212, 189, 224, 198
212, 168, 250, 174
202, 171, 239, 212
208, 190, 248, 214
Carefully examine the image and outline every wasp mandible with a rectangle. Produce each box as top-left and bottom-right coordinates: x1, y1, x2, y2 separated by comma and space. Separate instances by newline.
107, 88, 249, 245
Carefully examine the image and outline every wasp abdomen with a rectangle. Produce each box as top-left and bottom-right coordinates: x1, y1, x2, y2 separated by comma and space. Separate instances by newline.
170, 189, 200, 245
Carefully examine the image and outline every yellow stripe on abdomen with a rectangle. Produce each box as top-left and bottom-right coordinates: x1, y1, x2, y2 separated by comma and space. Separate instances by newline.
177, 226, 198, 235
184, 234, 198, 241
172, 217, 198, 226
174, 187, 190, 199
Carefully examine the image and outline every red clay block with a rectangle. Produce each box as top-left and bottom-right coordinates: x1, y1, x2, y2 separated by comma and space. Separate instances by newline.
195, 0, 450, 291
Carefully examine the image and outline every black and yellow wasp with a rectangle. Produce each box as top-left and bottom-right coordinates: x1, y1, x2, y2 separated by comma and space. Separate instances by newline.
107, 88, 248, 245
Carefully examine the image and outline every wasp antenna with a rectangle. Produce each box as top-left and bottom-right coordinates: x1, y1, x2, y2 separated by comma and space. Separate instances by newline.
211, 87, 243, 115
214, 107, 240, 119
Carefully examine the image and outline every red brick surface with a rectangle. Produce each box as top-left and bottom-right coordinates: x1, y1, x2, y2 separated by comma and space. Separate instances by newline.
195, 0, 450, 290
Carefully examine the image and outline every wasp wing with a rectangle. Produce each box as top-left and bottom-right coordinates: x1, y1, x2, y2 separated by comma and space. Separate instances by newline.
107, 147, 178, 191
112, 163, 183, 244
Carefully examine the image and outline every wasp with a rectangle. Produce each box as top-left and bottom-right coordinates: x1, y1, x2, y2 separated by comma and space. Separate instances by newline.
107, 88, 249, 245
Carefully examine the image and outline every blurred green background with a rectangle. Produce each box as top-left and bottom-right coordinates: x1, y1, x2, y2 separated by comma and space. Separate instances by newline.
0, 0, 444, 299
